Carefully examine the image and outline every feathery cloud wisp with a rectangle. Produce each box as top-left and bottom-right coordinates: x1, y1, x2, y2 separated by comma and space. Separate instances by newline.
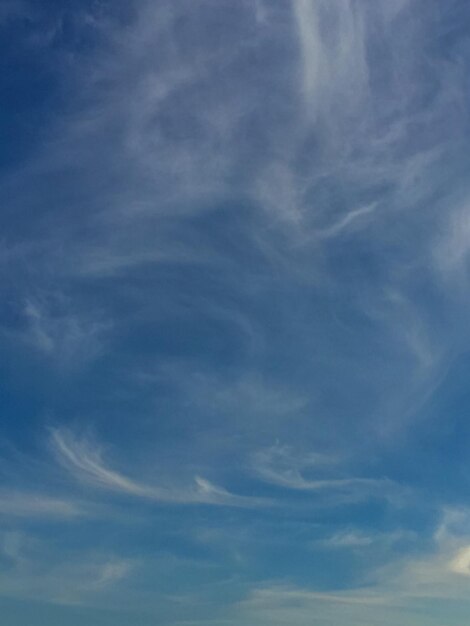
51, 428, 264, 508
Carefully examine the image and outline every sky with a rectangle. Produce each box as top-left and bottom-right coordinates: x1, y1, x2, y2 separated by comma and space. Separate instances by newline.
2, 0, 470, 624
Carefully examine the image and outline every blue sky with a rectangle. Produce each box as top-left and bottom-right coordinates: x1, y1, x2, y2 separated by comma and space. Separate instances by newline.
2, 0, 470, 624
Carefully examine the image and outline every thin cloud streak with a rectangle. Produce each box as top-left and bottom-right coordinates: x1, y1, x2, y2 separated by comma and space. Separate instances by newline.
51, 428, 265, 508
252, 445, 399, 501
0, 489, 85, 519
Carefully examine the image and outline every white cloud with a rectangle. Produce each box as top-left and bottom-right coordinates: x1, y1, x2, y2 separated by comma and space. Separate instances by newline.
316, 202, 378, 239
0, 489, 84, 519
235, 585, 395, 626
244, 585, 389, 608
51, 428, 157, 498
434, 202, 470, 289
51, 427, 265, 508
449, 545, 470, 576
232, 510, 470, 626
0, 544, 136, 606
315, 528, 414, 550
319, 531, 374, 548
18, 296, 108, 367
292, 0, 368, 121
178, 371, 308, 420
252, 444, 397, 502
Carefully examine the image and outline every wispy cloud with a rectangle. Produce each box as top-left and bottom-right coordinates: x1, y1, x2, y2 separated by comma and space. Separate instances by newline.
449, 545, 470, 576
0, 489, 84, 519
315, 529, 414, 550
292, 0, 368, 122
1, 1, 470, 624
234, 584, 396, 626
233, 510, 470, 625
252, 444, 398, 501
51, 428, 157, 498
0, 533, 136, 606
315, 203, 378, 239
51, 428, 264, 508
20, 296, 108, 365
243, 585, 390, 609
